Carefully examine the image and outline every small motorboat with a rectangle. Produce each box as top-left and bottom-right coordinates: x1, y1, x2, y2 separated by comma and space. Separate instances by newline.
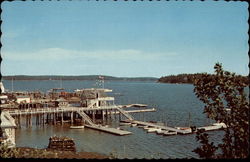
70, 125, 85, 129
163, 131, 177, 136
212, 122, 227, 128
156, 129, 164, 135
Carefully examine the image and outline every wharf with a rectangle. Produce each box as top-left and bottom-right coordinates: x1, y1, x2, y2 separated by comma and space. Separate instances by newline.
84, 125, 132, 136
7, 106, 155, 116
126, 120, 191, 135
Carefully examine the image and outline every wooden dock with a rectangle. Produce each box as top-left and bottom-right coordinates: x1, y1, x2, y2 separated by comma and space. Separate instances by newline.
126, 120, 191, 135
84, 125, 132, 136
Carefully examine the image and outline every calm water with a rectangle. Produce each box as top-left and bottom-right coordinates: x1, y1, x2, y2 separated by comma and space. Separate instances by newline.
2, 80, 225, 159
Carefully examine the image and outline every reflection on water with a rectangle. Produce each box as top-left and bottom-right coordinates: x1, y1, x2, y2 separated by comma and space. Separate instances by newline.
3, 80, 225, 158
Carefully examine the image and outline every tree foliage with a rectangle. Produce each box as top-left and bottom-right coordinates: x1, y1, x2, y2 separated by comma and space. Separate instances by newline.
159, 73, 248, 85
193, 63, 249, 159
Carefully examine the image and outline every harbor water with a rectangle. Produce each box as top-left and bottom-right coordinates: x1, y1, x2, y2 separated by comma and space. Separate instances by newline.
2, 80, 225, 159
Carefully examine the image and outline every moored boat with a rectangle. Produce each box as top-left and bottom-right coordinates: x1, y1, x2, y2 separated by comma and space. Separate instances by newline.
163, 131, 177, 136
120, 122, 131, 126
147, 128, 161, 133
70, 125, 85, 129
131, 123, 137, 127
156, 129, 164, 135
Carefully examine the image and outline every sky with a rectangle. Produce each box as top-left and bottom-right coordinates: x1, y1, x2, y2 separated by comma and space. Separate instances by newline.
1, 1, 249, 77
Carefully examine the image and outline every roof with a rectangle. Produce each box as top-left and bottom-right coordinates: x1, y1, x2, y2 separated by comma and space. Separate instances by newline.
1, 111, 16, 128
56, 98, 67, 102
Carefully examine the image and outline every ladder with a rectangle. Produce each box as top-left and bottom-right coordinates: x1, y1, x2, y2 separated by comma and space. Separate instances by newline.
116, 107, 134, 121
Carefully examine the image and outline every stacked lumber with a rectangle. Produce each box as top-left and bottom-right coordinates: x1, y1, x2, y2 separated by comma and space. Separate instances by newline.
47, 136, 76, 152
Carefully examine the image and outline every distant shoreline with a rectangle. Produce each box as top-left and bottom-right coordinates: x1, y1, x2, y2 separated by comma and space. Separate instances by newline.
1, 75, 158, 82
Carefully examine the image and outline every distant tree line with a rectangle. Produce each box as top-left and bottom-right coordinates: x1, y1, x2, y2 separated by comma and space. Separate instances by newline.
158, 73, 249, 85
2, 75, 158, 82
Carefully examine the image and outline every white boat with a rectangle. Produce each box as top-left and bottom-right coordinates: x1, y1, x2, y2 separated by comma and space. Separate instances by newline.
120, 122, 131, 126
70, 125, 85, 129
212, 122, 227, 128
137, 125, 144, 128
156, 129, 164, 135
163, 131, 177, 136
131, 123, 137, 127
198, 123, 226, 131
147, 128, 161, 133
175, 127, 192, 133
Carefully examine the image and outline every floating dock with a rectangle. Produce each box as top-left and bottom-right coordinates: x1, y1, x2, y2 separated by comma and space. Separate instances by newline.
126, 120, 191, 135
84, 125, 132, 136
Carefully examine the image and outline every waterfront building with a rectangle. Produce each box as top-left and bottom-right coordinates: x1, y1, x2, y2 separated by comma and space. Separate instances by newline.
16, 96, 31, 104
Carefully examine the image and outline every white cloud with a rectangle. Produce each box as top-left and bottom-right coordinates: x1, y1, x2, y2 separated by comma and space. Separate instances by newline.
2, 48, 178, 61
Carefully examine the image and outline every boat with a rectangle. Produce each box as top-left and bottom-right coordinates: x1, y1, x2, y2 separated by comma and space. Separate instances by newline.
131, 123, 137, 127
175, 127, 192, 133
70, 125, 85, 129
120, 122, 131, 126
137, 125, 144, 128
163, 131, 177, 136
147, 128, 161, 133
197, 123, 227, 131
156, 129, 164, 135
117, 127, 123, 130
212, 122, 227, 128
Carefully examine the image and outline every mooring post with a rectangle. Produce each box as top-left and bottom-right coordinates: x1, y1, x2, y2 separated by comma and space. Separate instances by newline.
55, 113, 57, 125
61, 112, 64, 125
102, 110, 104, 122
71, 112, 73, 124
30, 114, 32, 127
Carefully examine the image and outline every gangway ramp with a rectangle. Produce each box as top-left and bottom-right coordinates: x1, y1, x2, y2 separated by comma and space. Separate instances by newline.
116, 107, 134, 121
76, 110, 96, 126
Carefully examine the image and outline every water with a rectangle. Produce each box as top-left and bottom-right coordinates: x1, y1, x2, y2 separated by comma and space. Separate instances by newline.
2, 80, 225, 159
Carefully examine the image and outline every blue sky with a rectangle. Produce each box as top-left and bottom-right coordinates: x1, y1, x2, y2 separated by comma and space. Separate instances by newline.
1, 1, 248, 77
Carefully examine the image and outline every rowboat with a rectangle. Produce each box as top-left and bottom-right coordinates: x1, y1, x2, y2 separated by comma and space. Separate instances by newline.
70, 125, 85, 129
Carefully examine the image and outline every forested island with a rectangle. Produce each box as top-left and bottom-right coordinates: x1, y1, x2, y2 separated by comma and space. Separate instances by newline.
158, 73, 249, 85
1, 75, 158, 82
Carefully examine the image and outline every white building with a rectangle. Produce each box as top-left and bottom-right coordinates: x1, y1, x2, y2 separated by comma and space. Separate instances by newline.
0, 111, 16, 147
16, 96, 31, 104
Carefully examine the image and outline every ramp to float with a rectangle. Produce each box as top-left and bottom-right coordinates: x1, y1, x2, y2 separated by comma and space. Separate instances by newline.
116, 107, 134, 120
76, 110, 97, 126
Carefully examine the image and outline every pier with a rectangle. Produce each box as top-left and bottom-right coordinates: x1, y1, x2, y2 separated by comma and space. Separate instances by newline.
3, 105, 155, 136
